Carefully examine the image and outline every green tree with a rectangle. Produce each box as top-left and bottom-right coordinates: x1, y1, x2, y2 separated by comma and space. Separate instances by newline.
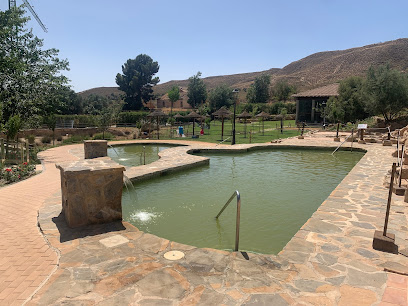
44, 114, 57, 145
116, 54, 160, 110
338, 76, 367, 122
187, 72, 207, 108
364, 64, 408, 121
246, 74, 271, 103
167, 86, 180, 116
0, 7, 69, 125
59, 87, 83, 115
325, 96, 345, 123
272, 80, 296, 102
97, 104, 123, 139
208, 85, 233, 111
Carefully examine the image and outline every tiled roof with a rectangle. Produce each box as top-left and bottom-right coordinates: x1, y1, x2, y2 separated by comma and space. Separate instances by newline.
292, 83, 339, 98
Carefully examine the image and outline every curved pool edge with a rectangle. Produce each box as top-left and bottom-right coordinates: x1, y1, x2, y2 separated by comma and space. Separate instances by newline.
34, 137, 406, 304
120, 140, 367, 185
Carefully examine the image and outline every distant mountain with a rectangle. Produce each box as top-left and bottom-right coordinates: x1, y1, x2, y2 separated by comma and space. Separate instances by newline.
78, 38, 408, 99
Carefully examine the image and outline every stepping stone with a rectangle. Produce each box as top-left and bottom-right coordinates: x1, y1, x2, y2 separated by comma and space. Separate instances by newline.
99, 235, 129, 248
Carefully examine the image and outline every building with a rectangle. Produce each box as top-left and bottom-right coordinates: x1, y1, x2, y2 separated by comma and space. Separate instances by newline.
293, 84, 339, 123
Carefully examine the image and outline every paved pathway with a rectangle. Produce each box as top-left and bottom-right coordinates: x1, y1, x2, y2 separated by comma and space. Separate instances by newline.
2, 136, 408, 305
0, 145, 80, 305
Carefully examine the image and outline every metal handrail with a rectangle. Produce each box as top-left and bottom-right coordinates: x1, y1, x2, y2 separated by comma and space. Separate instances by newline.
215, 137, 231, 147
332, 129, 354, 155
215, 190, 241, 251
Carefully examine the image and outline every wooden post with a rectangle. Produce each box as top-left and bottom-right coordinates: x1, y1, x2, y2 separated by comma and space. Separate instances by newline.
26, 140, 29, 163
1, 139, 4, 161
336, 123, 340, 138
351, 129, 354, 152
399, 145, 404, 188
20, 142, 23, 163
384, 163, 396, 236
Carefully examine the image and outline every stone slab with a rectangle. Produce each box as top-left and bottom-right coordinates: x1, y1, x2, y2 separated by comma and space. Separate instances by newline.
99, 235, 129, 248
372, 230, 398, 253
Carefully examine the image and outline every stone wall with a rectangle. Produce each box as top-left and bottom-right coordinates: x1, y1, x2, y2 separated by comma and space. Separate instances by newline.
84, 140, 108, 159
56, 158, 125, 228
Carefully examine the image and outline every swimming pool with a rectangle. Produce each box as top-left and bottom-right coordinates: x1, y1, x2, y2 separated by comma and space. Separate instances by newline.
122, 148, 364, 254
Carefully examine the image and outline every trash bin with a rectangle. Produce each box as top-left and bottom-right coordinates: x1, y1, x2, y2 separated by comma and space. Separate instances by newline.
179, 126, 184, 136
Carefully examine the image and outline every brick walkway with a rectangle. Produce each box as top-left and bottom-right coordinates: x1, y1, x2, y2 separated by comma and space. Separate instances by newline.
0, 145, 80, 305
2, 137, 408, 305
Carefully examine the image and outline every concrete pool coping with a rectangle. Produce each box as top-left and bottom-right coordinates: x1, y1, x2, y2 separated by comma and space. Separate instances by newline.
29, 136, 408, 304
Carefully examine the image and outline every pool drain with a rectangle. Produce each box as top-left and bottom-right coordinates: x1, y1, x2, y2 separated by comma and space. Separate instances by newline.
164, 251, 185, 261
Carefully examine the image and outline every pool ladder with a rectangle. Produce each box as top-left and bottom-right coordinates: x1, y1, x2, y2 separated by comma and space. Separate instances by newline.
332, 129, 354, 155
215, 190, 241, 251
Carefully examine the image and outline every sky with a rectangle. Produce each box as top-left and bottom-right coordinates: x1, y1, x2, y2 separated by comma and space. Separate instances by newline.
2, 0, 408, 93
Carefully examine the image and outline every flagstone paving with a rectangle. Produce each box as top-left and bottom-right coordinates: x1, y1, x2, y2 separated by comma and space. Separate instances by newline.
2, 135, 408, 305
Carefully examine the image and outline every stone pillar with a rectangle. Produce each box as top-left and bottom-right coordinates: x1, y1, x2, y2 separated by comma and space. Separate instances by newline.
56, 158, 125, 228
84, 140, 108, 159
311, 100, 315, 123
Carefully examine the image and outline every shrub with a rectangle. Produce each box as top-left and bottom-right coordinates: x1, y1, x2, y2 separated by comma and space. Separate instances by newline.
62, 135, 90, 144
93, 132, 114, 140
117, 111, 149, 125
56, 136, 63, 141
27, 135, 35, 144
41, 136, 51, 144
0, 162, 36, 184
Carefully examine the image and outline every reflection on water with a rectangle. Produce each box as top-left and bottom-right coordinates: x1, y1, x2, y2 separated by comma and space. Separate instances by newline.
108, 144, 177, 167
122, 149, 364, 254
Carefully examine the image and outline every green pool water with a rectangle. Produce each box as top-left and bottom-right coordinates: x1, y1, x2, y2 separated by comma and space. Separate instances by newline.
122, 148, 364, 254
108, 144, 179, 167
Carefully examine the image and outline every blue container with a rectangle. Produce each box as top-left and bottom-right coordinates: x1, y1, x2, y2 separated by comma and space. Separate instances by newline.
178, 126, 184, 135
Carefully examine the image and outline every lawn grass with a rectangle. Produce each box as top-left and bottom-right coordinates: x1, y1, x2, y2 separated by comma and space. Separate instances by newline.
156, 120, 300, 144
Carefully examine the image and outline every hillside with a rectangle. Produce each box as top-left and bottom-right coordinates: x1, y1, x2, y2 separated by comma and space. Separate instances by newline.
78, 38, 408, 99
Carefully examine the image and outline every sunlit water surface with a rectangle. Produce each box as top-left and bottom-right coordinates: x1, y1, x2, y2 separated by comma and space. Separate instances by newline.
122, 149, 364, 254
108, 144, 178, 167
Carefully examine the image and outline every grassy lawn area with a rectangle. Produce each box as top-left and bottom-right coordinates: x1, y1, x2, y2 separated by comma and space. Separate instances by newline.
156, 120, 300, 144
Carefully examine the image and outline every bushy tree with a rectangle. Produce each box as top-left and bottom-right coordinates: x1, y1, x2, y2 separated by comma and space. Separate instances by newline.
246, 74, 270, 103
167, 86, 180, 115
208, 85, 233, 111
116, 54, 160, 110
59, 87, 83, 115
97, 104, 123, 139
272, 80, 296, 102
364, 64, 408, 121
187, 72, 207, 108
325, 96, 345, 123
338, 76, 367, 122
82, 94, 123, 115
0, 7, 69, 125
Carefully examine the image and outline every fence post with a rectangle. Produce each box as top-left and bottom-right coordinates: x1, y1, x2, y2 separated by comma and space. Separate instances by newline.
26, 140, 29, 163
1, 139, 4, 161
20, 142, 24, 163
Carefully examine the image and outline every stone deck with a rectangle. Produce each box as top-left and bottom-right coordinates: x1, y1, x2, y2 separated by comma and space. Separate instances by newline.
2, 135, 408, 305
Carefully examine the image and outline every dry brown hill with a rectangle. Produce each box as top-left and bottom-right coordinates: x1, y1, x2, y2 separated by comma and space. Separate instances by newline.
78, 38, 408, 99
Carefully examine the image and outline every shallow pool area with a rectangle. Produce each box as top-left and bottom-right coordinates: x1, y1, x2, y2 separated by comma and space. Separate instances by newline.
122, 148, 364, 254
108, 144, 179, 167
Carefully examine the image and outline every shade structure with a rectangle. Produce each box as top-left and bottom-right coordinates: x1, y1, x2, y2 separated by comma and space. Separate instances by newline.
173, 113, 184, 120
237, 111, 252, 138
147, 110, 167, 139
185, 111, 203, 136
256, 111, 270, 136
212, 107, 232, 140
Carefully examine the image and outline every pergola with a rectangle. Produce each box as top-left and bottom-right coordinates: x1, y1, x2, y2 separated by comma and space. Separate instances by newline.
237, 111, 252, 138
147, 109, 167, 140
213, 107, 232, 140
185, 111, 203, 136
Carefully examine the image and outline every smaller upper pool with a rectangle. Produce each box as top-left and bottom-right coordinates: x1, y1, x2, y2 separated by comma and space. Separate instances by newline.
108, 144, 179, 167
